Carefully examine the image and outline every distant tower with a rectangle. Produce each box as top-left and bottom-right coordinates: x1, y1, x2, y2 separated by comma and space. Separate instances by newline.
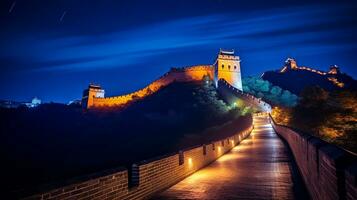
285, 58, 298, 70
82, 84, 105, 109
214, 49, 243, 91
328, 65, 340, 75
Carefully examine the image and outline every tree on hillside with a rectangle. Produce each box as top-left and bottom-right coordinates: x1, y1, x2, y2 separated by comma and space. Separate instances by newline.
299, 86, 329, 107
254, 78, 270, 92
281, 90, 298, 107
287, 86, 357, 152
270, 86, 282, 96
291, 86, 329, 132
242, 76, 298, 107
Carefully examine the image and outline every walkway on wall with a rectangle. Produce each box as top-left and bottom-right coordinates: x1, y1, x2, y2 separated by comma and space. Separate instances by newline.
153, 115, 309, 200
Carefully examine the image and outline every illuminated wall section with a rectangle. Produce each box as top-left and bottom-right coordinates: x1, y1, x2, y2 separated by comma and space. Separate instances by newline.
215, 50, 243, 91
26, 124, 253, 199
84, 65, 214, 108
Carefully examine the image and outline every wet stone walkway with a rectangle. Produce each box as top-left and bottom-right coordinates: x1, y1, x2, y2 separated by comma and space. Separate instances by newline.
153, 115, 309, 200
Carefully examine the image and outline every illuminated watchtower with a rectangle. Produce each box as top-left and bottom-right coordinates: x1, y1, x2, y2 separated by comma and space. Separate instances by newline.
214, 49, 243, 91
285, 58, 298, 70
328, 65, 340, 75
82, 84, 105, 109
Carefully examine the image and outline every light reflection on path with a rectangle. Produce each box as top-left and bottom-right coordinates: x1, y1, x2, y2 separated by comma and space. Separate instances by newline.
153, 115, 309, 200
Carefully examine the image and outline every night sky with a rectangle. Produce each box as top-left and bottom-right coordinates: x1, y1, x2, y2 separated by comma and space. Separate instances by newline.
1, 0, 356, 103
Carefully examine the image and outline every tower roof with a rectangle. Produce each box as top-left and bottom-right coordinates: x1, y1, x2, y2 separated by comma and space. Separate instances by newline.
328, 65, 340, 74
330, 64, 339, 69
285, 57, 296, 64
219, 49, 235, 55
89, 84, 102, 89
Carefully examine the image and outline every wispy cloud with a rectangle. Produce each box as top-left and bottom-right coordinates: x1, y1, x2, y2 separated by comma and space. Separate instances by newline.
1, 4, 356, 72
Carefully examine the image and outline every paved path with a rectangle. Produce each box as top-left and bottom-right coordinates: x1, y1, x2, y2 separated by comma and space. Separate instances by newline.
153, 115, 309, 200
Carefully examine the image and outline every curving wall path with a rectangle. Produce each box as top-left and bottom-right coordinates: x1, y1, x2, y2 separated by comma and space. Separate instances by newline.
90, 65, 214, 108
154, 113, 309, 199
270, 116, 357, 200
24, 121, 253, 199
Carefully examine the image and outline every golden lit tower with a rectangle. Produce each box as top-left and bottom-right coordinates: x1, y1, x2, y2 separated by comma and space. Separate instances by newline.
214, 49, 243, 91
82, 84, 105, 109
285, 58, 298, 70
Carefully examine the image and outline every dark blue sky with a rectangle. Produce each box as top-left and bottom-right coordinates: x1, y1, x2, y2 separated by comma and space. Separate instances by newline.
1, 0, 356, 103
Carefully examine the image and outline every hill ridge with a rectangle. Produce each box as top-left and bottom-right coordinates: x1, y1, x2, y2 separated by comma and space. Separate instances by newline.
261, 58, 357, 95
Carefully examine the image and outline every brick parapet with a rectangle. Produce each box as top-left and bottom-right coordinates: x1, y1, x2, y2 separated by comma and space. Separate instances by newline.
269, 116, 357, 200
217, 79, 271, 112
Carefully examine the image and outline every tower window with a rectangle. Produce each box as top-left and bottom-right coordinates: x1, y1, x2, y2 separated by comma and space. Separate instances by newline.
221, 64, 224, 69
228, 65, 231, 70
234, 66, 237, 70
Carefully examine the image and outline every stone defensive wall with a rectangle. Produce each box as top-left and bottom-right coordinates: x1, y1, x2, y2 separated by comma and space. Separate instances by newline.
217, 79, 271, 112
269, 116, 357, 200
24, 120, 254, 199
91, 65, 214, 108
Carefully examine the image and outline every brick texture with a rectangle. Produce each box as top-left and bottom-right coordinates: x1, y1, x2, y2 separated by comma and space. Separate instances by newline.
270, 116, 357, 200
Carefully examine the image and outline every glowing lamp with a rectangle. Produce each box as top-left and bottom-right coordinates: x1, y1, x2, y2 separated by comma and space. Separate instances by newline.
188, 158, 193, 168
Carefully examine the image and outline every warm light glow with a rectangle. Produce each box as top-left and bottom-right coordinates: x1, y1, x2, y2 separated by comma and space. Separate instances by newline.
280, 66, 287, 73
87, 65, 214, 108
218, 146, 222, 153
188, 158, 193, 168
282, 65, 330, 76
271, 107, 291, 126
216, 50, 243, 90
328, 77, 344, 88
231, 140, 234, 146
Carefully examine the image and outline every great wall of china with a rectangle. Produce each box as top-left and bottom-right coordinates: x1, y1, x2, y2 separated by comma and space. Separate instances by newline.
23, 79, 272, 199
82, 49, 243, 109
278, 58, 345, 88
84, 65, 214, 108
23, 50, 275, 199
217, 79, 271, 112
270, 115, 357, 200
23, 112, 356, 200
24, 118, 254, 200
82, 64, 270, 113
24, 50, 354, 200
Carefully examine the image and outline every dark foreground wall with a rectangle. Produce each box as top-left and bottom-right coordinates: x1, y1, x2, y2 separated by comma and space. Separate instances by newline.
23, 124, 253, 200
270, 116, 357, 200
